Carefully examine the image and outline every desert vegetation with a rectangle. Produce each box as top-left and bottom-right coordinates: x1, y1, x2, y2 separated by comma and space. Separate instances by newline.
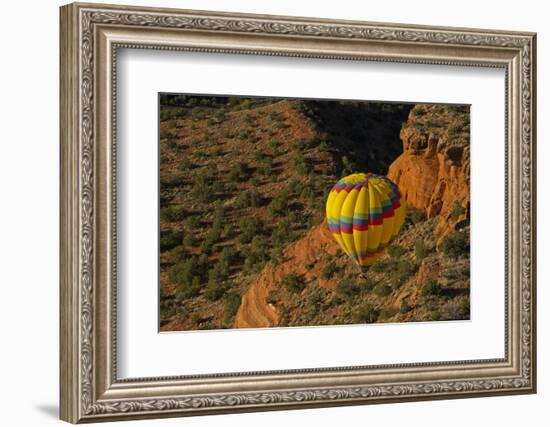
159, 94, 470, 331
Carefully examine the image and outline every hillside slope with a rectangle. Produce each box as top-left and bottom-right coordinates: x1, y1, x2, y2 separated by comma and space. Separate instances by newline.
234, 221, 338, 328
234, 104, 471, 329
159, 96, 411, 331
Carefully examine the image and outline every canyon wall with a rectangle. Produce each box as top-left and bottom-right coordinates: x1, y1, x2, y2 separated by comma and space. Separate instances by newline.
387, 104, 470, 240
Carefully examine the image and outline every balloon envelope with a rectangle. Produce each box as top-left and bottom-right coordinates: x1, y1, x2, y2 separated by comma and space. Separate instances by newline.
326, 173, 405, 267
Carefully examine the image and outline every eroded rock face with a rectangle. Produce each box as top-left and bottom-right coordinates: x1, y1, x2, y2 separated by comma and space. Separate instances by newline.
387, 104, 470, 241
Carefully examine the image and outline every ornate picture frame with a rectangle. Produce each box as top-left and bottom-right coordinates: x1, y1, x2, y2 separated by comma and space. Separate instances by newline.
60, 2, 536, 423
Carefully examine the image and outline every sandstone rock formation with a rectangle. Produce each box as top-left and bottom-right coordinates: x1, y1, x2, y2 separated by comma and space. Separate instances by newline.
387, 104, 470, 241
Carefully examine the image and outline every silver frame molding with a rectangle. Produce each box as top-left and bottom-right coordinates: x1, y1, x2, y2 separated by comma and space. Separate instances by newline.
60, 2, 537, 423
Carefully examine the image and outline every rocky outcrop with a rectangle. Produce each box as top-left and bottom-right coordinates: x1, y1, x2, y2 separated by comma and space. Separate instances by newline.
387, 104, 470, 240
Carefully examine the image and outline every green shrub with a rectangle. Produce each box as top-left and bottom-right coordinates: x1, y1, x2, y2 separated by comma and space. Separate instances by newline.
160, 108, 186, 122
388, 245, 407, 259
238, 129, 250, 139
407, 208, 426, 225
429, 310, 442, 321
399, 300, 412, 313
271, 219, 294, 246
321, 261, 340, 279
318, 141, 330, 152
160, 205, 186, 223
160, 173, 186, 187
440, 230, 470, 258
354, 304, 380, 323
222, 224, 233, 239
239, 99, 251, 110
211, 180, 225, 195
286, 179, 303, 196
175, 276, 201, 301
448, 105, 468, 114
223, 130, 235, 139
169, 255, 208, 282
275, 122, 290, 129
223, 292, 241, 324
440, 300, 470, 320
336, 279, 360, 300
414, 240, 430, 262
190, 175, 214, 202
266, 290, 279, 305
300, 186, 315, 201
340, 155, 357, 175
219, 246, 238, 268
212, 201, 224, 229
379, 307, 399, 320
269, 111, 285, 122
228, 162, 251, 182
160, 229, 183, 252
269, 245, 283, 265
268, 139, 281, 151
371, 260, 395, 273
186, 98, 198, 107
254, 153, 274, 175
169, 257, 207, 300
293, 139, 316, 151
283, 274, 306, 294
159, 297, 177, 318
214, 109, 226, 122
182, 233, 195, 248
178, 158, 193, 171
250, 235, 268, 257
458, 299, 470, 318
450, 200, 466, 221
204, 282, 225, 301
240, 236, 269, 273
448, 122, 463, 136
268, 194, 289, 218
244, 113, 255, 124
169, 245, 187, 263
411, 107, 426, 117
204, 265, 227, 301
242, 250, 265, 274
293, 153, 312, 175
359, 276, 377, 292
236, 190, 262, 208
191, 107, 204, 120
391, 260, 417, 287
422, 279, 442, 297
184, 215, 200, 230
373, 283, 392, 297
238, 217, 265, 244
204, 280, 225, 301
200, 227, 221, 254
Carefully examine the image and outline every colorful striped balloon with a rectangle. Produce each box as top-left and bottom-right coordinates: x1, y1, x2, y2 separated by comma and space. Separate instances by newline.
326, 173, 406, 268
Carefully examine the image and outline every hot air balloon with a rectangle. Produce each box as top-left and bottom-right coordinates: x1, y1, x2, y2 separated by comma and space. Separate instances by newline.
326, 173, 406, 272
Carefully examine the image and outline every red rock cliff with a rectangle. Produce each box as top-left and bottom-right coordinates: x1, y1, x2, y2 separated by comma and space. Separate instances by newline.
387, 104, 470, 240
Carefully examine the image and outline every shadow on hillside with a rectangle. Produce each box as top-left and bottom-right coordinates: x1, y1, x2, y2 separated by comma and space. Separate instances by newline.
300, 101, 413, 174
